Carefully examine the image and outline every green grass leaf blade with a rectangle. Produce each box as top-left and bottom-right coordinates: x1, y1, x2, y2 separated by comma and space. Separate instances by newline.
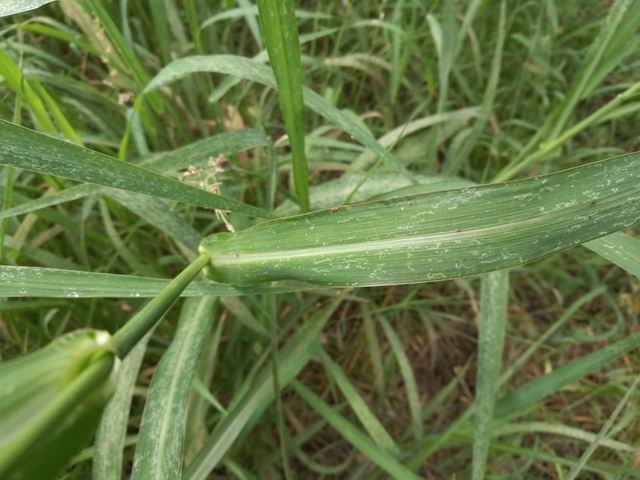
200, 152, 640, 286
0, 330, 117, 479
379, 316, 423, 440
93, 337, 149, 480
495, 333, 640, 418
131, 296, 216, 480
257, 0, 309, 211
0, 120, 267, 218
318, 348, 400, 455
0, 0, 55, 16
472, 270, 509, 480
292, 381, 421, 480
184, 298, 342, 480
585, 232, 640, 278
0, 265, 317, 298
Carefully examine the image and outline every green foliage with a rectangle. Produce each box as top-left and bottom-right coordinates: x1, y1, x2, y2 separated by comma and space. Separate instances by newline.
1, 1, 640, 479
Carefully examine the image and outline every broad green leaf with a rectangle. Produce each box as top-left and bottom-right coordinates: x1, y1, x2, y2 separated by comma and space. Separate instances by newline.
585, 231, 640, 278
184, 298, 342, 480
0, 265, 315, 298
472, 270, 509, 480
257, 0, 310, 211
132, 296, 217, 480
93, 337, 149, 480
292, 381, 420, 480
0, 329, 117, 479
0, 0, 56, 17
200, 152, 640, 286
0, 120, 267, 218
495, 333, 640, 418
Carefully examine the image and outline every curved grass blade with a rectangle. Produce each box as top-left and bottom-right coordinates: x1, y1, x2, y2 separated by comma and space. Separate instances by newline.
257, 0, 309, 211
0, 120, 267, 218
199, 152, 640, 286
0, 265, 315, 298
0, 0, 56, 17
0, 329, 117, 479
131, 296, 216, 480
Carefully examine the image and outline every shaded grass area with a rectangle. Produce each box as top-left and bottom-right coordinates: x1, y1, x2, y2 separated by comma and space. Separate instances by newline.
1, 0, 640, 478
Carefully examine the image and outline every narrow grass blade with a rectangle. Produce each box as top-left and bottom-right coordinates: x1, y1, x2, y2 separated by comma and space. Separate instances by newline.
0, 121, 267, 218
379, 316, 422, 440
184, 298, 342, 480
200, 152, 640, 286
585, 232, 640, 278
131, 296, 216, 480
0, 184, 101, 220
472, 270, 509, 480
93, 337, 149, 480
292, 381, 420, 480
566, 376, 640, 480
0, 265, 316, 298
0, 330, 117, 479
0, 0, 55, 16
112, 254, 209, 358
495, 334, 640, 418
318, 348, 400, 455
257, 0, 309, 211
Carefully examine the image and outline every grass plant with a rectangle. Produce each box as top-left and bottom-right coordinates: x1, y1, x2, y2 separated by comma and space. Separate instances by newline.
1, 1, 640, 478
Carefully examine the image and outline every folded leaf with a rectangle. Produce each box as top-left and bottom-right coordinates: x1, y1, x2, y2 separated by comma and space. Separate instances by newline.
0, 330, 118, 479
200, 152, 640, 286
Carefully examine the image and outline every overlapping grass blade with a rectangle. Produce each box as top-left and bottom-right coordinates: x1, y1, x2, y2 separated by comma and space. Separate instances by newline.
472, 270, 509, 480
184, 298, 342, 480
144, 55, 391, 161
200, 153, 640, 286
132, 296, 216, 480
585, 231, 640, 278
318, 348, 400, 455
257, 0, 309, 211
292, 381, 420, 480
0, 265, 315, 298
379, 316, 422, 440
0, 120, 267, 218
0, 330, 117, 479
93, 338, 149, 480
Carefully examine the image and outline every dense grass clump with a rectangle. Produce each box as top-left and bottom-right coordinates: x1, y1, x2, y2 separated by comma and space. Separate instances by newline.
1, 1, 640, 478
